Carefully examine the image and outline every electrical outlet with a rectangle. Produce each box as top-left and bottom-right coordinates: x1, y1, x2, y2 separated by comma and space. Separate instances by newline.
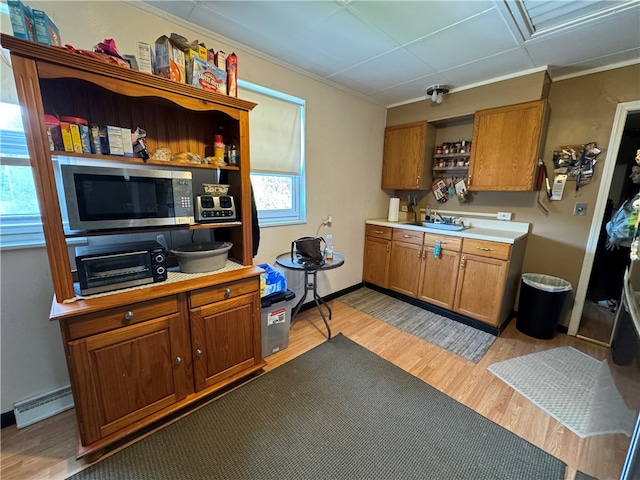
497, 212, 512, 221
574, 202, 587, 216
401, 205, 408, 212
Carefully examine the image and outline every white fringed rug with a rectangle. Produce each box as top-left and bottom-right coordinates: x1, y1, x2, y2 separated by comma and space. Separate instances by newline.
488, 347, 637, 438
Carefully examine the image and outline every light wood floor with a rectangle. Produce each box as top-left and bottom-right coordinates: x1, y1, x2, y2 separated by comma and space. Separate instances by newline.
578, 300, 617, 345
2, 298, 639, 480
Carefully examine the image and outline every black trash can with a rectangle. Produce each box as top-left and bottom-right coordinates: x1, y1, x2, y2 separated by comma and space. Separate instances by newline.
516, 273, 572, 339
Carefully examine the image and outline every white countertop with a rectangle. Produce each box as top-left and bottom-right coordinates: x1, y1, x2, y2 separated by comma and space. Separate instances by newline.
366, 218, 530, 244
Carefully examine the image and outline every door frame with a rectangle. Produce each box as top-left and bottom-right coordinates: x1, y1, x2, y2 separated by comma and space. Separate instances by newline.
568, 100, 640, 336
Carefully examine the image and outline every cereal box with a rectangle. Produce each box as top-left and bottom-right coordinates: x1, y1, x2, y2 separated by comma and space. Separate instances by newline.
137, 42, 154, 74
7, 0, 34, 41
187, 57, 227, 94
32, 9, 61, 46
154, 35, 186, 83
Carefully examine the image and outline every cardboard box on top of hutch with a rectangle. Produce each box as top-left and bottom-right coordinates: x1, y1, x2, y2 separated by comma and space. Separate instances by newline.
32, 9, 61, 46
154, 35, 186, 83
186, 56, 227, 94
7, 0, 35, 41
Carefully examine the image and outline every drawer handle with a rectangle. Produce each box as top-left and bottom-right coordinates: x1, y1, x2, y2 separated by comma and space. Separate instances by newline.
225, 288, 232, 297
460, 256, 466, 268
175, 356, 183, 365
403, 234, 416, 239
124, 311, 134, 321
476, 247, 494, 251
374, 230, 384, 234
195, 349, 203, 357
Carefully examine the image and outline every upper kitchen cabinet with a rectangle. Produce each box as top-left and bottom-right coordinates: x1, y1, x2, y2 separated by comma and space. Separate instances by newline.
381, 121, 436, 190
467, 99, 547, 191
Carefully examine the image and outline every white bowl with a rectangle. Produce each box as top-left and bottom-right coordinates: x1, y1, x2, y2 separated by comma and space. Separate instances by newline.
171, 242, 232, 273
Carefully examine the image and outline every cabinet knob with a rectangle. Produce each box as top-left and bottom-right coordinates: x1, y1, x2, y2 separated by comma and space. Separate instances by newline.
124, 311, 134, 321
417, 248, 423, 259
175, 356, 183, 365
460, 256, 466, 268
196, 349, 203, 357
225, 288, 232, 298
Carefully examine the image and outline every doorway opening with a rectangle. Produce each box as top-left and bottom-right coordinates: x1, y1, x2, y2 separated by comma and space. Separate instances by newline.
569, 101, 640, 343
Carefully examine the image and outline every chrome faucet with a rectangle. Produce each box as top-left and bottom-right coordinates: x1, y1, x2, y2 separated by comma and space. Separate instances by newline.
432, 212, 445, 223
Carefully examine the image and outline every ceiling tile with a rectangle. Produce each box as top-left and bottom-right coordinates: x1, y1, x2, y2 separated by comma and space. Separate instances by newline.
346, 0, 494, 45
441, 49, 536, 87
548, 47, 640, 79
294, 8, 401, 72
406, 8, 521, 71
373, 73, 451, 104
328, 48, 435, 92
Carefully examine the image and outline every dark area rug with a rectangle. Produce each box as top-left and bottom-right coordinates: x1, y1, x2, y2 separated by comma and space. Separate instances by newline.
338, 287, 495, 362
68, 334, 565, 480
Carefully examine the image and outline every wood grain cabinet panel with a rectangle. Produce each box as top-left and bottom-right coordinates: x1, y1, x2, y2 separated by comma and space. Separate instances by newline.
454, 254, 509, 326
468, 99, 547, 191
418, 247, 460, 310
67, 312, 190, 445
363, 235, 391, 288
189, 292, 261, 392
381, 122, 435, 190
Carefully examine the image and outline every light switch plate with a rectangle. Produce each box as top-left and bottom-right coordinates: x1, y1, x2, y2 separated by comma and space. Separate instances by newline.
574, 202, 587, 216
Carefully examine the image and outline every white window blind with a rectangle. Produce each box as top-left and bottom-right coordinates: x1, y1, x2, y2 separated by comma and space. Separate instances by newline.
239, 85, 303, 175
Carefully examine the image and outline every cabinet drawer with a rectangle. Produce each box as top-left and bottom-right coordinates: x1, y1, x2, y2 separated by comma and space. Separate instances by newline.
392, 228, 424, 245
462, 239, 511, 260
189, 277, 258, 308
65, 296, 180, 340
365, 224, 392, 240
423, 233, 462, 251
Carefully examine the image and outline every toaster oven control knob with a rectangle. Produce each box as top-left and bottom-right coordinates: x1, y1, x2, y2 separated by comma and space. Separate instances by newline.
155, 254, 164, 263
124, 311, 134, 321
156, 266, 165, 275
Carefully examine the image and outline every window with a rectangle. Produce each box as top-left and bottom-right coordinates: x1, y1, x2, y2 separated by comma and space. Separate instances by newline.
239, 80, 306, 226
0, 101, 47, 249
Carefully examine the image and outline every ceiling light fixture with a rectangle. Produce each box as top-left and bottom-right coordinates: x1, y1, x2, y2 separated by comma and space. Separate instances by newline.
426, 84, 450, 104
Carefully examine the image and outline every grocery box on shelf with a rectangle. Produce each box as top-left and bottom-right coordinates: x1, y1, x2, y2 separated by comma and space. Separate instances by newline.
32, 9, 61, 46
186, 56, 227, 94
8, 0, 35, 41
155, 35, 186, 83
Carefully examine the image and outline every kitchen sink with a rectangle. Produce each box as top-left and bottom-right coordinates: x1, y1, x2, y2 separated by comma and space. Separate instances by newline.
407, 221, 466, 231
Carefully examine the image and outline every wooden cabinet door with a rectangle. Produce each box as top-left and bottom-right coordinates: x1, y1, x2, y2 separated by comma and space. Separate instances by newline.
389, 241, 423, 297
418, 248, 460, 309
381, 122, 434, 190
363, 236, 391, 288
68, 313, 190, 445
190, 292, 260, 392
453, 254, 509, 326
468, 99, 547, 191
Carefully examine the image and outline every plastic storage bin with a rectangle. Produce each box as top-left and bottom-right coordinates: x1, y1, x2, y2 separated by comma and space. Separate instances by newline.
516, 273, 572, 339
261, 289, 296, 357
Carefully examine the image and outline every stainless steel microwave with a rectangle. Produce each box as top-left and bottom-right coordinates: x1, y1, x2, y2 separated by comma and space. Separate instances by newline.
61, 164, 194, 231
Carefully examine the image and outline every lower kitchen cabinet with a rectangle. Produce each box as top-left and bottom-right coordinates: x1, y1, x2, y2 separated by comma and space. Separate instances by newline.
64, 295, 192, 446
453, 238, 513, 326
389, 228, 424, 297
418, 233, 462, 309
365, 223, 527, 330
58, 274, 265, 458
363, 225, 392, 288
189, 281, 262, 392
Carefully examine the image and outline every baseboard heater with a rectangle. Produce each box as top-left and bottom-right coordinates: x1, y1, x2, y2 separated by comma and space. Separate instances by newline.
13, 386, 74, 428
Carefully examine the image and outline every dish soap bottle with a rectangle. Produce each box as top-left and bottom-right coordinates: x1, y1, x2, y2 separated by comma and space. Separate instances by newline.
325, 234, 334, 261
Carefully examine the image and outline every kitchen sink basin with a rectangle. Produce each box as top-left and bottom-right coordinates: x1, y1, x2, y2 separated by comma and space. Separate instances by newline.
407, 221, 466, 231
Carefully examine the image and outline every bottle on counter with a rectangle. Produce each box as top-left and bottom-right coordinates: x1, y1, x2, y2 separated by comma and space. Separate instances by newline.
325, 234, 334, 261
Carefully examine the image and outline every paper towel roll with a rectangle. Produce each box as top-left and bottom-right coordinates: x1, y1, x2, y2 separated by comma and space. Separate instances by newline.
388, 197, 400, 222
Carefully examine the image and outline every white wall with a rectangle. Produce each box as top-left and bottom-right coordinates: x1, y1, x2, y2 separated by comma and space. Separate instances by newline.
0, 1, 388, 413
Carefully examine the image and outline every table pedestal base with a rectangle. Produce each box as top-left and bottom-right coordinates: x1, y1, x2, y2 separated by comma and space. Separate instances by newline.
292, 269, 332, 339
